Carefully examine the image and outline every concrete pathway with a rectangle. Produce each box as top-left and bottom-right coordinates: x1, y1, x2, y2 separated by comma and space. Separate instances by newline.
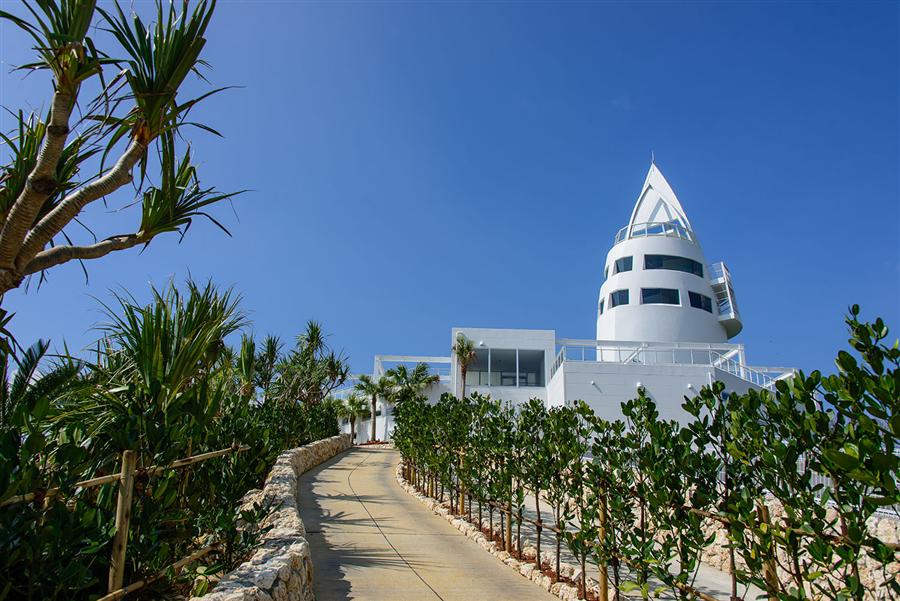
298, 446, 557, 601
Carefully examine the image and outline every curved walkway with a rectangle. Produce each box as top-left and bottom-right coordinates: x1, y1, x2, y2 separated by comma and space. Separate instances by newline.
298, 446, 556, 601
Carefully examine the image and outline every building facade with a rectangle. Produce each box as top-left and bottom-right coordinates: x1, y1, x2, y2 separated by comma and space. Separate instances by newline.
345, 165, 794, 442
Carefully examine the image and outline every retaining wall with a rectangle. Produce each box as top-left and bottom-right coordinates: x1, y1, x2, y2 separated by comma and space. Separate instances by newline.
192, 434, 352, 601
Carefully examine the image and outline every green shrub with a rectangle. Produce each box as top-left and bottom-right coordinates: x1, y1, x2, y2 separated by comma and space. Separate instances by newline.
394, 307, 899, 601
0, 282, 347, 600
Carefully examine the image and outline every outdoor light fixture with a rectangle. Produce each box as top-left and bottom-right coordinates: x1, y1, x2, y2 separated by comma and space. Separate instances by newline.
478, 340, 485, 347
687, 383, 694, 390
636, 381, 642, 388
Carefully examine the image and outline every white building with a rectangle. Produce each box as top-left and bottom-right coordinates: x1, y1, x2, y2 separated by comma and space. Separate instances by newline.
347, 164, 795, 442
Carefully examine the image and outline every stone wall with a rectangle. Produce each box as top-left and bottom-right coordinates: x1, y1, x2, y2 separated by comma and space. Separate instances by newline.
699, 498, 899, 601
192, 434, 352, 601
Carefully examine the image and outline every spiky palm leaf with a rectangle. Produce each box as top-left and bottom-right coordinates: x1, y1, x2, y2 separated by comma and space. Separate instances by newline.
138, 131, 241, 240
98, 0, 220, 150
0, 0, 107, 87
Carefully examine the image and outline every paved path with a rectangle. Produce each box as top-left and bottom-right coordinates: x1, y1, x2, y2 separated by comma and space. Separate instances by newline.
298, 446, 557, 601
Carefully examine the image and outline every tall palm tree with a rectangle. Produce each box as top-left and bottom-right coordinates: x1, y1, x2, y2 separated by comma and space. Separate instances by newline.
354, 374, 394, 442
385, 363, 439, 406
452, 333, 477, 400
338, 393, 369, 443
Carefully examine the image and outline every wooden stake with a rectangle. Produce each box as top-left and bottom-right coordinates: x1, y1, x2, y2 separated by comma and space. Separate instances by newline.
458, 455, 465, 514
598, 491, 609, 601
108, 450, 137, 593
756, 501, 780, 601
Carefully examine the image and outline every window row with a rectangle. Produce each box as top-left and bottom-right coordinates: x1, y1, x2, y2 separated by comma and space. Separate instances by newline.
599, 288, 714, 313
464, 348, 545, 387
603, 254, 704, 279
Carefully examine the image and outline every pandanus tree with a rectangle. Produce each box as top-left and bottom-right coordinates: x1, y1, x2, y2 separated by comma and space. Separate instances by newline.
0, 0, 238, 298
354, 374, 394, 442
271, 321, 349, 406
452, 333, 476, 399
253, 335, 283, 403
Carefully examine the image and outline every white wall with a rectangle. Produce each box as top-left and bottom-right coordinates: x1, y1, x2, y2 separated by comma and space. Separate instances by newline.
560, 361, 714, 423
546, 366, 566, 408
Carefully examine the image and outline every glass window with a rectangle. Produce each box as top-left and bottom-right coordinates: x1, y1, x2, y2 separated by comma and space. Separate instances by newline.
642, 288, 680, 305
614, 256, 633, 274
518, 350, 545, 387
689, 291, 713, 313
599, 299, 605, 315
464, 348, 489, 386
489, 349, 517, 386
644, 254, 704, 277
604, 266, 609, 280
610, 289, 629, 308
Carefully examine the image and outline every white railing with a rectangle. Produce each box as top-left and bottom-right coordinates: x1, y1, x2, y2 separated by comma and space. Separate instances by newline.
710, 261, 740, 318
550, 339, 793, 390
614, 221, 695, 245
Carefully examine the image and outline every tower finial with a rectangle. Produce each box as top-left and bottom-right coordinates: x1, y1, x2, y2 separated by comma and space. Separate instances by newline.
651, 150, 655, 165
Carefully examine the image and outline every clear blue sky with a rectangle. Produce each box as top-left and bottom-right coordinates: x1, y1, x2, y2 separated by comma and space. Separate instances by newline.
1, 1, 898, 376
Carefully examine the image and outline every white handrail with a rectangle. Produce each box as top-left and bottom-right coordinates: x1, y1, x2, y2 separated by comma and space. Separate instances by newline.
550, 341, 793, 389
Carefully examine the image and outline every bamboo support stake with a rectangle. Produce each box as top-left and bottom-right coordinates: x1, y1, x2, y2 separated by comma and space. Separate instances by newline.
756, 502, 780, 601
598, 491, 609, 601
108, 450, 137, 593
1, 445, 248, 509
98, 544, 218, 601
458, 453, 465, 514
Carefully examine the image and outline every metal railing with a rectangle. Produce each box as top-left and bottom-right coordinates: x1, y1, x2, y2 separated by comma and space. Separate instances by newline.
614, 221, 695, 245
550, 339, 793, 390
709, 261, 740, 318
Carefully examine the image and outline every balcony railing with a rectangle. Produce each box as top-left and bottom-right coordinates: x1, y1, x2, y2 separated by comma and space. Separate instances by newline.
614, 221, 695, 245
550, 339, 794, 390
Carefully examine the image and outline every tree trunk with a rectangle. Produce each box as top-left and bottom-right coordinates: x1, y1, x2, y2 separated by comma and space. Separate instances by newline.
555, 505, 562, 577
370, 394, 377, 442
0, 89, 76, 269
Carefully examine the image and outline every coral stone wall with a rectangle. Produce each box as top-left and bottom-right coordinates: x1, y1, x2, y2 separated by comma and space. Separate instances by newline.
699, 498, 899, 601
193, 434, 351, 601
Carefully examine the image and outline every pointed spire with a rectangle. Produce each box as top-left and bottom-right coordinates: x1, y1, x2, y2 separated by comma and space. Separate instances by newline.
627, 163, 692, 230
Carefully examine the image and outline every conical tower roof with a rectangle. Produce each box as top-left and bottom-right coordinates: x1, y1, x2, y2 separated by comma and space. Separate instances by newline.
627, 164, 692, 231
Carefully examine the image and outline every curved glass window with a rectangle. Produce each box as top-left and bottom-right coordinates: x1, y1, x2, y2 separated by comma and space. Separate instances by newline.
689, 291, 713, 313
604, 266, 609, 280
614, 256, 633, 274
644, 254, 703, 277
641, 288, 680, 305
599, 299, 605, 315
609, 289, 629, 308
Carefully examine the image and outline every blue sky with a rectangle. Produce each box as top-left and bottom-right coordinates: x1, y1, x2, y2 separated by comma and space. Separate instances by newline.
1, 1, 898, 376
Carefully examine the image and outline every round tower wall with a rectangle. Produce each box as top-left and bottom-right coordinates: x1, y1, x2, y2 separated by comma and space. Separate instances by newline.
596, 234, 728, 343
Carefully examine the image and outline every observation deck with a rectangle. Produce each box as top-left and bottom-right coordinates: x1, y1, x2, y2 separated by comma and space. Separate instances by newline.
709, 262, 743, 337
614, 221, 696, 245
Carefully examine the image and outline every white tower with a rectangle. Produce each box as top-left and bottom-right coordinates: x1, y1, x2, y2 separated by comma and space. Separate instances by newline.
596, 164, 742, 343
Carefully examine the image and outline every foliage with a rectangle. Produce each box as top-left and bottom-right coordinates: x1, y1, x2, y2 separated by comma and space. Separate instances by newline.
0, 0, 238, 295
354, 373, 394, 442
0, 281, 345, 600
337, 393, 368, 442
394, 308, 899, 601
452, 333, 476, 399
